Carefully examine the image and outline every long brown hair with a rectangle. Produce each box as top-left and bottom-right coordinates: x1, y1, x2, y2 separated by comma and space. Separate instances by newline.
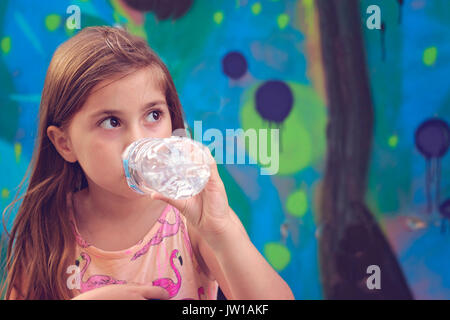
1, 26, 186, 299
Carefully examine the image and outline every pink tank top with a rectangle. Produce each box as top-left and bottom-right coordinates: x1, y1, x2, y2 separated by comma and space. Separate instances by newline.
66, 192, 219, 300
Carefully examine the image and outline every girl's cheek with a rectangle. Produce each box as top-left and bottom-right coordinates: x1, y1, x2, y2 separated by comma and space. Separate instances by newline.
88, 139, 113, 158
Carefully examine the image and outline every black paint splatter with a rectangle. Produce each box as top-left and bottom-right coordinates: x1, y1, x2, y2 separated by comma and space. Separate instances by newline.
255, 80, 294, 152
415, 118, 450, 215
222, 51, 248, 80
123, 0, 193, 21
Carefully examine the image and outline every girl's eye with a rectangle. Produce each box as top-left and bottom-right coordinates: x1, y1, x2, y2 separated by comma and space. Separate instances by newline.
99, 117, 120, 129
98, 110, 163, 129
146, 110, 162, 122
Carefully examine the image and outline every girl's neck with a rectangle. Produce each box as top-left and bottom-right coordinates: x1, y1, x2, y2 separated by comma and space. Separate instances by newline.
73, 186, 168, 249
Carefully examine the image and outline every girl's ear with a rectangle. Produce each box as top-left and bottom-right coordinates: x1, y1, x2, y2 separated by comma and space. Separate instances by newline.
46, 125, 78, 163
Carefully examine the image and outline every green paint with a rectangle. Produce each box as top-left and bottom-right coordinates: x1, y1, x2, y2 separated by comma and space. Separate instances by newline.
213, 11, 224, 24
112, 11, 128, 25
423, 46, 437, 66
251, 3, 262, 15
240, 82, 326, 175
14, 142, 21, 163
303, 0, 314, 10
110, 0, 147, 40
264, 242, 291, 271
286, 190, 308, 218
1, 188, 9, 199
277, 14, 290, 29
111, 0, 130, 23
388, 134, 398, 148
45, 14, 61, 31
144, 0, 217, 91
1, 36, 11, 54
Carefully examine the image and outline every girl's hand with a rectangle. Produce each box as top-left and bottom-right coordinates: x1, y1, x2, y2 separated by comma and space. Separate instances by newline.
150, 146, 233, 244
71, 283, 170, 300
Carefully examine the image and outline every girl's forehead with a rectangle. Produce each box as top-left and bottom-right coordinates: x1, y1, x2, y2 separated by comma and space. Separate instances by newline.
90, 66, 166, 97
82, 68, 167, 108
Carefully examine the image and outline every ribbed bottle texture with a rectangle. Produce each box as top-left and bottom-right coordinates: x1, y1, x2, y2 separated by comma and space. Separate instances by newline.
122, 136, 211, 200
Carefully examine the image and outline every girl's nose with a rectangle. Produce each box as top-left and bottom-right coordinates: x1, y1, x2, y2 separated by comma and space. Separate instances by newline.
126, 125, 148, 147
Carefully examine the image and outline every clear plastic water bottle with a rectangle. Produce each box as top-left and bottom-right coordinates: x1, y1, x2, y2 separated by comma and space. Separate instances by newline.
122, 135, 212, 200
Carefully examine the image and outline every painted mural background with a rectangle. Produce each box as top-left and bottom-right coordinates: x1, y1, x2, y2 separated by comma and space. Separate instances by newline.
0, 0, 449, 299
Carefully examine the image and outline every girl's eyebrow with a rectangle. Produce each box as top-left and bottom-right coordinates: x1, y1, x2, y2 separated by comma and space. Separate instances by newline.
89, 100, 167, 119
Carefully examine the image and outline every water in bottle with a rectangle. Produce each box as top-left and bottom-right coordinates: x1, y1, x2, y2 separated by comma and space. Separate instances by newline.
122, 136, 212, 200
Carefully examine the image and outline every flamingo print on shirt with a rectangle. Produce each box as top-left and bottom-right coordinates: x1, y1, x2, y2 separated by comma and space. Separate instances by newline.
197, 286, 206, 300
152, 249, 182, 298
131, 206, 181, 261
79, 252, 127, 293
68, 192, 218, 300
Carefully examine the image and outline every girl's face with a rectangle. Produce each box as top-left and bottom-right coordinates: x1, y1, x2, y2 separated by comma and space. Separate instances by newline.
49, 66, 173, 198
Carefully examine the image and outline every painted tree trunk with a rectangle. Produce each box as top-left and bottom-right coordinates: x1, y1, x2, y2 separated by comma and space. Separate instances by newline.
315, 0, 412, 299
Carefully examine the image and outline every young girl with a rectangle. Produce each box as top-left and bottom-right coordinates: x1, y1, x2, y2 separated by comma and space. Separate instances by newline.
1, 26, 294, 300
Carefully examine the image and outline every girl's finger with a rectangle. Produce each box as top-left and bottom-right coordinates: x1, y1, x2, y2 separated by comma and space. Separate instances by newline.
203, 146, 219, 178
